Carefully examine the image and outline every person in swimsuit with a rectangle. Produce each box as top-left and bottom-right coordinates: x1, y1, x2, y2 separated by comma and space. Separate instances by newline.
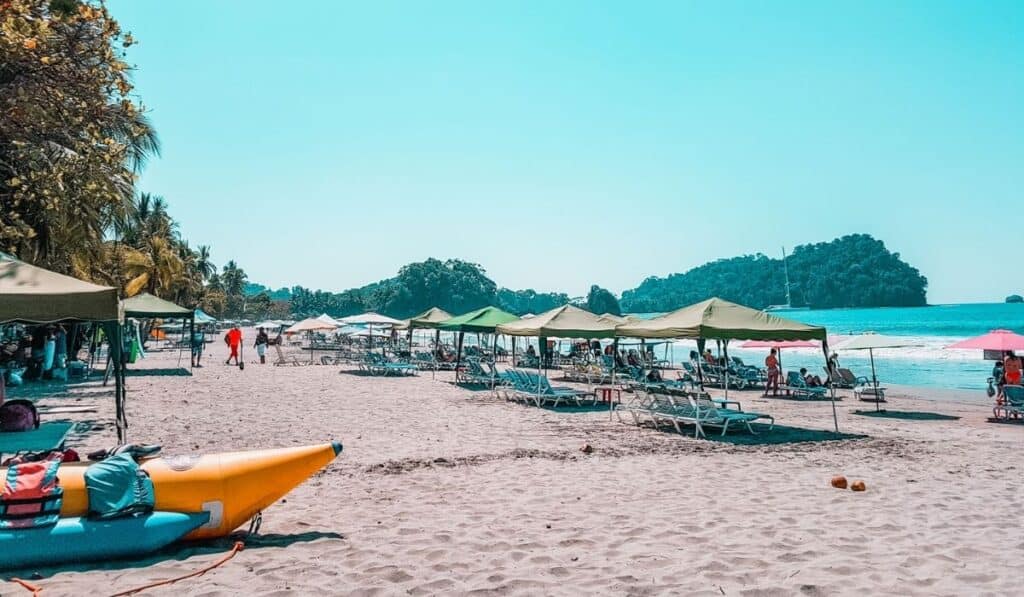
1003, 351, 1022, 386
764, 348, 780, 397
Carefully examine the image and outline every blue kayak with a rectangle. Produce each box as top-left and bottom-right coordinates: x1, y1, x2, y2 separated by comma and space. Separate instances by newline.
0, 511, 210, 570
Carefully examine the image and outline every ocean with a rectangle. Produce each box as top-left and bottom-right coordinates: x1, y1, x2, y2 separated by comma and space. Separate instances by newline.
458, 303, 1022, 393
644, 303, 1024, 392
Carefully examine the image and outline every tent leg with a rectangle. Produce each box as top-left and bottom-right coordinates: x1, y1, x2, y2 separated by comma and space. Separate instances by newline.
823, 339, 839, 433
455, 332, 464, 383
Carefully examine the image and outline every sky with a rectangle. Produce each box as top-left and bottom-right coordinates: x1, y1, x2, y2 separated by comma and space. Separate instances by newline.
108, 0, 1023, 304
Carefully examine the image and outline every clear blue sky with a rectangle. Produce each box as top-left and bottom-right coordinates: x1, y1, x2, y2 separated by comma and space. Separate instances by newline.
109, 0, 1022, 304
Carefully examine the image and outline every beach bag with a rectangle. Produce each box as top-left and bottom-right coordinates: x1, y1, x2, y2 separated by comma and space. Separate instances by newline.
0, 399, 39, 432
0, 452, 63, 529
84, 453, 155, 520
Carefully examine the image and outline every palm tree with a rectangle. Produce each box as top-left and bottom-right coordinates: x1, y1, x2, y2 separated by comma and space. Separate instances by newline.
122, 236, 186, 298
221, 260, 247, 297
194, 245, 215, 281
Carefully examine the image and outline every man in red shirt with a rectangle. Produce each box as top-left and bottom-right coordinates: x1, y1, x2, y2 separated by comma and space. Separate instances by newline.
224, 325, 242, 366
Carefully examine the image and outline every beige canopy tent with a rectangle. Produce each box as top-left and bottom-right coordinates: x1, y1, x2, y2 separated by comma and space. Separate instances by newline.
616, 297, 838, 431
615, 297, 826, 341
0, 253, 129, 442
1, 253, 121, 323
395, 307, 452, 330
121, 292, 192, 319
497, 304, 617, 339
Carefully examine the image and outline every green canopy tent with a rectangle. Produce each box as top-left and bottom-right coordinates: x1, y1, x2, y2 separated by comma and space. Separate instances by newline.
121, 292, 195, 369
616, 297, 838, 431
439, 306, 519, 380
396, 308, 452, 375
0, 253, 128, 442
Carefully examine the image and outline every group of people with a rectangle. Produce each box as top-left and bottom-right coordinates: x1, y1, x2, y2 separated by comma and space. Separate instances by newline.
189, 326, 283, 368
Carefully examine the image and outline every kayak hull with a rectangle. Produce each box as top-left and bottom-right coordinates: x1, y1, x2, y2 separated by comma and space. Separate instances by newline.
3, 442, 342, 540
0, 511, 209, 570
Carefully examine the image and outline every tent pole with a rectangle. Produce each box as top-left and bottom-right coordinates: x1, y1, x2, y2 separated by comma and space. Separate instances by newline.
433, 328, 440, 380
455, 331, 464, 383
870, 348, 880, 413
823, 339, 839, 432
696, 338, 706, 391
722, 339, 730, 400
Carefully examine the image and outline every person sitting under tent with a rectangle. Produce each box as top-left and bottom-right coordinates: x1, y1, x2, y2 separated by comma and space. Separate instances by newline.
1003, 351, 1022, 386
800, 367, 824, 387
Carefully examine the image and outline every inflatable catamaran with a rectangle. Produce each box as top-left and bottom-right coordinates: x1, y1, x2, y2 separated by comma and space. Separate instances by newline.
0, 442, 342, 569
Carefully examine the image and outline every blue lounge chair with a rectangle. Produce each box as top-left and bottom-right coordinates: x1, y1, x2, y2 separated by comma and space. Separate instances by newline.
782, 371, 828, 399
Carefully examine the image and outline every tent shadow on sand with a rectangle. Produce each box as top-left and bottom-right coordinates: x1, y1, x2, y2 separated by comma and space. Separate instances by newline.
853, 410, 960, 421
536, 403, 621, 414
126, 367, 192, 377
635, 422, 867, 446
6, 531, 344, 579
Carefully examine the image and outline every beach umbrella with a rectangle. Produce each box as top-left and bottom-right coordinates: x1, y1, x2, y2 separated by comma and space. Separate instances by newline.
339, 312, 402, 350
946, 329, 1024, 352
286, 318, 339, 363
316, 313, 343, 327
836, 333, 919, 411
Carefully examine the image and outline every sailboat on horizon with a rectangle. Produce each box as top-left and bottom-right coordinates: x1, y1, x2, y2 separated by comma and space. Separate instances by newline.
766, 246, 809, 312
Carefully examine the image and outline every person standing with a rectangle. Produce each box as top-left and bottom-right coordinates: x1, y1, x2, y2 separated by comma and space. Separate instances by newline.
191, 326, 206, 368
763, 348, 780, 397
255, 327, 269, 365
224, 325, 242, 366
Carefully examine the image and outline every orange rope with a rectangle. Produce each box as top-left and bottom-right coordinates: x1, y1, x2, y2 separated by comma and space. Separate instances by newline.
10, 541, 245, 596
109, 541, 245, 596
10, 578, 43, 596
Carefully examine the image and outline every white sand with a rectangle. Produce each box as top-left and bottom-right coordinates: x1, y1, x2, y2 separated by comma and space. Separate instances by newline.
4, 336, 1021, 596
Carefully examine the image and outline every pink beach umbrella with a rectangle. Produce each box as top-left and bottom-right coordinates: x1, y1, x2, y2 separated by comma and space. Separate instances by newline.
947, 329, 1024, 352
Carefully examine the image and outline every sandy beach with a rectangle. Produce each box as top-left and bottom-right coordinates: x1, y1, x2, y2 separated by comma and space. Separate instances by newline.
4, 335, 1021, 596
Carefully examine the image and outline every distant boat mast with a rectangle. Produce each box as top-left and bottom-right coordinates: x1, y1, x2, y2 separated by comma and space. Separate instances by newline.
781, 246, 792, 307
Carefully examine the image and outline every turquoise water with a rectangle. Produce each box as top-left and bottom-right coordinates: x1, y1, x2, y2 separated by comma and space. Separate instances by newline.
640, 303, 1024, 392
453, 303, 1022, 393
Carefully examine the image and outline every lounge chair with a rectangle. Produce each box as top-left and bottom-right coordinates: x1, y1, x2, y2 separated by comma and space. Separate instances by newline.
273, 344, 304, 366
509, 369, 595, 408
994, 385, 1024, 421
686, 394, 774, 437
781, 371, 829, 400
827, 367, 870, 389
360, 353, 417, 376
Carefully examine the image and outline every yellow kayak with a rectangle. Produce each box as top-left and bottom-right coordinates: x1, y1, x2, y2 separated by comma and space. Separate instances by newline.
19, 442, 342, 540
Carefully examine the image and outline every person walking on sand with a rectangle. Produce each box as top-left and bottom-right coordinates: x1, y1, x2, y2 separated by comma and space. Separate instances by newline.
763, 348, 780, 397
255, 327, 269, 365
191, 326, 206, 368
224, 325, 242, 366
